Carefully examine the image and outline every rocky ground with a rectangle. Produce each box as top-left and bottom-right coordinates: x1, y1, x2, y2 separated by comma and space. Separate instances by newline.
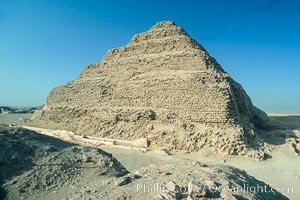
0, 125, 291, 200
0, 126, 128, 200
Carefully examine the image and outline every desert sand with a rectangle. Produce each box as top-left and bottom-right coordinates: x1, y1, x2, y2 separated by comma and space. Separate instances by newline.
0, 112, 299, 199
0, 113, 32, 125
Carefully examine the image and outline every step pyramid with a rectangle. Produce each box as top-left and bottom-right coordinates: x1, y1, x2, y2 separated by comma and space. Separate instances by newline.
29, 21, 271, 158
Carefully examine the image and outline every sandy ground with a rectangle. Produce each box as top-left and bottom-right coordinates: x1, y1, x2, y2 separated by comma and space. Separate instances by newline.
1, 113, 299, 199
0, 114, 32, 125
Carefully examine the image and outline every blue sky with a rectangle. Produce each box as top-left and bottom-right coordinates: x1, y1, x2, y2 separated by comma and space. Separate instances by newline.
0, 0, 299, 113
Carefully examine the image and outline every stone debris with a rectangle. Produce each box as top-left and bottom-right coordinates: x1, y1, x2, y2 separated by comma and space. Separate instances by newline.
114, 176, 132, 186
166, 181, 180, 192
188, 181, 207, 198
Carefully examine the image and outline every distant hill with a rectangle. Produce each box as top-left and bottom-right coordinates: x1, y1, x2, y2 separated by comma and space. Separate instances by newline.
0, 106, 42, 114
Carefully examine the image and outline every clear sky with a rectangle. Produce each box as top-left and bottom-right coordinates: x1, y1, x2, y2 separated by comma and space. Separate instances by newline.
0, 0, 299, 113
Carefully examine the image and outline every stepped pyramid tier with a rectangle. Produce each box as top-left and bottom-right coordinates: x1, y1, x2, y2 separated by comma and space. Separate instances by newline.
28, 21, 272, 158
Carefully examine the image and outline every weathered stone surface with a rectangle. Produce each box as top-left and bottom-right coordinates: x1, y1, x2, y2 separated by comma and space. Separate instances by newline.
27, 21, 271, 155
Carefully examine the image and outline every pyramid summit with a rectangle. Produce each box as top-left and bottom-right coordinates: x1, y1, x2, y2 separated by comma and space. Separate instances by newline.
28, 21, 272, 158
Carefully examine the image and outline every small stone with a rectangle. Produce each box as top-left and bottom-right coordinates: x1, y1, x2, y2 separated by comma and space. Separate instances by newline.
166, 181, 180, 192
285, 138, 297, 144
220, 190, 237, 200
114, 176, 131, 186
160, 191, 180, 200
191, 161, 198, 166
126, 173, 141, 180
82, 154, 92, 163
189, 181, 207, 198
186, 195, 193, 200
154, 194, 165, 200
